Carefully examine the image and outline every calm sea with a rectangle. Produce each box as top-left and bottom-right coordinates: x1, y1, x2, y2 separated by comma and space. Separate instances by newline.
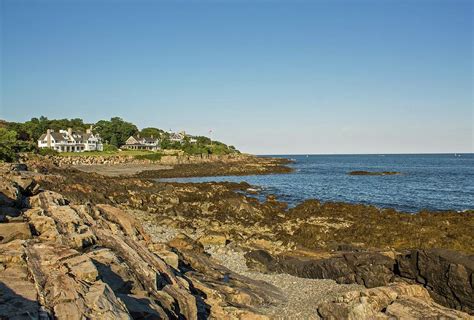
162, 154, 474, 213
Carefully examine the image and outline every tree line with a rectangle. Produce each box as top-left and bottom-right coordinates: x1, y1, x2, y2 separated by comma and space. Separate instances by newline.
0, 116, 238, 162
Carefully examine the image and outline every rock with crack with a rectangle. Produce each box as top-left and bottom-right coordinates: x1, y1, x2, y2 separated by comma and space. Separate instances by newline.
396, 249, 474, 314
245, 249, 396, 288
0, 239, 43, 319
27, 190, 69, 209
317, 283, 472, 319
24, 242, 131, 319
169, 233, 283, 319
96, 204, 150, 241
0, 222, 32, 244
0, 177, 21, 207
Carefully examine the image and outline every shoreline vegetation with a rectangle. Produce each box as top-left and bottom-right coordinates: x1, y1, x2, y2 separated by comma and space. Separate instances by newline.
0, 116, 240, 162
1, 153, 473, 318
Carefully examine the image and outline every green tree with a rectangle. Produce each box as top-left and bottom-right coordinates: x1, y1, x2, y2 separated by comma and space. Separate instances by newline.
94, 117, 138, 147
109, 134, 118, 147
0, 128, 19, 162
140, 127, 164, 138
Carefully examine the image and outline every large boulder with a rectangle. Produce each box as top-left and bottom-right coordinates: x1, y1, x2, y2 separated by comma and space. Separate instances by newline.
8, 175, 40, 196
0, 178, 21, 207
28, 190, 69, 209
198, 231, 228, 246
396, 249, 474, 314
245, 250, 396, 288
0, 240, 44, 319
96, 204, 149, 241
25, 242, 132, 320
0, 222, 32, 243
317, 283, 471, 320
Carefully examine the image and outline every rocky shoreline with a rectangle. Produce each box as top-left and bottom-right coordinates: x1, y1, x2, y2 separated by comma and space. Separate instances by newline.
1, 158, 473, 319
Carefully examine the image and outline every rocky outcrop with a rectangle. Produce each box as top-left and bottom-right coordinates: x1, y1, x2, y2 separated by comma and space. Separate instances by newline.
0, 169, 281, 319
168, 233, 283, 319
0, 222, 31, 243
317, 283, 471, 319
245, 248, 474, 315
396, 249, 474, 314
7, 162, 473, 318
245, 250, 396, 288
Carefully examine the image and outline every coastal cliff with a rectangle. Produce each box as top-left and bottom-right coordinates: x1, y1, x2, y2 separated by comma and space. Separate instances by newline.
1, 158, 473, 319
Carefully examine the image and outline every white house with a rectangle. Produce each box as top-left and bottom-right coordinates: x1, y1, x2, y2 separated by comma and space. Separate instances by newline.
121, 134, 160, 151
38, 127, 103, 152
168, 130, 197, 143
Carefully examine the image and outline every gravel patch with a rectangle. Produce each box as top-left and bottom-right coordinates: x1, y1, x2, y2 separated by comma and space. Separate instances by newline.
133, 210, 362, 319
206, 245, 362, 319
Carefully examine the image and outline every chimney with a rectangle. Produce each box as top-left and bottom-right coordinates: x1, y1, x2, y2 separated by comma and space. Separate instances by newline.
68, 128, 72, 136
86, 125, 92, 134
151, 134, 154, 139
47, 129, 51, 148
138, 133, 140, 138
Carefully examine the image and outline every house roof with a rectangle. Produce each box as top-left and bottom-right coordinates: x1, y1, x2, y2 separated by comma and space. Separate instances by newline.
39, 130, 100, 142
39, 132, 68, 141
128, 135, 159, 144
142, 137, 158, 143
169, 132, 184, 140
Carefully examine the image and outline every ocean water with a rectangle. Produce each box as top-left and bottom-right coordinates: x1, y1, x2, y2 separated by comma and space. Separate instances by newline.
162, 154, 474, 213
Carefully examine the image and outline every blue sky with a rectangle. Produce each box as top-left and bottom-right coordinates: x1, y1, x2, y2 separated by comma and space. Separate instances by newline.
1, 0, 472, 154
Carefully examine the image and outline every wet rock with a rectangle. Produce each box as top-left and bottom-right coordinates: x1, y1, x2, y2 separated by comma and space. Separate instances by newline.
0, 222, 32, 243
245, 250, 396, 288
317, 283, 471, 320
396, 249, 474, 314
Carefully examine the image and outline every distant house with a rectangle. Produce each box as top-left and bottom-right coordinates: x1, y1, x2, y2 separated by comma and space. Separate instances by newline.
38, 127, 103, 152
168, 130, 197, 143
122, 134, 160, 151
168, 131, 185, 143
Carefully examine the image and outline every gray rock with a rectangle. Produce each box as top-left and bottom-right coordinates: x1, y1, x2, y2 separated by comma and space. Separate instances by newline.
245, 250, 396, 288
396, 249, 474, 314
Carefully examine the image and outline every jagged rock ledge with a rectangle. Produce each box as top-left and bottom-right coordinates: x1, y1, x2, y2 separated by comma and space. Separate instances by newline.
1, 162, 473, 319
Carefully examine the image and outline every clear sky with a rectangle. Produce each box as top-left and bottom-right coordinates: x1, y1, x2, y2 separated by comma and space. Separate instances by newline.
1, 0, 472, 154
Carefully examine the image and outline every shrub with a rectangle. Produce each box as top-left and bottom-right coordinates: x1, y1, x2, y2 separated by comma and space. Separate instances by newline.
103, 144, 118, 152
134, 153, 162, 162
39, 148, 59, 156
0, 128, 18, 162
